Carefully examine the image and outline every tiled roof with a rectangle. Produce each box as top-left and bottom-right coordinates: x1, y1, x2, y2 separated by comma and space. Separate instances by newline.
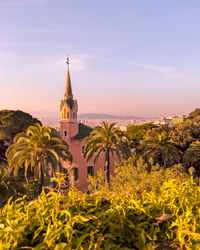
71, 123, 93, 140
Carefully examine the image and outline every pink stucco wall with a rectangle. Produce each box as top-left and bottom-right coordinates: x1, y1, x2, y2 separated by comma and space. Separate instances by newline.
60, 121, 117, 192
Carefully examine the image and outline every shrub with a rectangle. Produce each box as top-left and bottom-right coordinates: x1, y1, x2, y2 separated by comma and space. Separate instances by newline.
1, 174, 200, 249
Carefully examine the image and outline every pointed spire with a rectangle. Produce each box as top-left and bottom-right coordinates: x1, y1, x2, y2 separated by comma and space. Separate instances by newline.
64, 57, 73, 100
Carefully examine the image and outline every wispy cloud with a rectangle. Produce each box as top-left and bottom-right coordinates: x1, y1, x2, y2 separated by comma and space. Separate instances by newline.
71, 54, 96, 71
0, 41, 76, 49
129, 61, 181, 78
47, 54, 95, 72
23, 54, 95, 72
0, 48, 95, 73
112, 58, 181, 79
0, 0, 59, 7
3, 28, 59, 33
0, 27, 79, 35
105, 57, 182, 79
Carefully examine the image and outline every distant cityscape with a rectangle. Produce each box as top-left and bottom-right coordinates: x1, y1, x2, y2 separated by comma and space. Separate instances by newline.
38, 113, 188, 132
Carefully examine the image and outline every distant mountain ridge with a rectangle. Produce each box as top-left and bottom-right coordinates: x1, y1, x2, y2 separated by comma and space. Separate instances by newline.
78, 113, 154, 120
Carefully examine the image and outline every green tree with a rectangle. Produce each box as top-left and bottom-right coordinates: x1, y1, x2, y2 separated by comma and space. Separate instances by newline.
0, 110, 41, 165
0, 110, 41, 142
112, 156, 188, 195
151, 124, 171, 134
170, 122, 194, 151
140, 131, 181, 167
0, 169, 28, 207
188, 108, 200, 121
169, 120, 200, 152
126, 123, 156, 148
0, 141, 7, 165
83, 121, 131, 184
6, 123, 72, 193
183, 140, 200, 177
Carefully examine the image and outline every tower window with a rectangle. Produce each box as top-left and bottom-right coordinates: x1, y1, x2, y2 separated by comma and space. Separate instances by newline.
64, 109, 66, 119
64, 130, 67, 138
73, 112, 77, 119
74, 167, 78, 181
67, 112, 69, 119
87, 166, 94, 179
81, 145, 85, 154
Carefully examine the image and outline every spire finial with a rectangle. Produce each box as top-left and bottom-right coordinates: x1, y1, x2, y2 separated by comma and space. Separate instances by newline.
64, 57, 73, 100
66, 56, 70, 71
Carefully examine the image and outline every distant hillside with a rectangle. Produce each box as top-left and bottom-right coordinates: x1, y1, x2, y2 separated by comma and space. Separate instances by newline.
78, 113, 153, 120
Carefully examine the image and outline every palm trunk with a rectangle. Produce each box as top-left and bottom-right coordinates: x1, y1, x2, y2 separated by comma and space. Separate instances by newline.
38, 163, 44, 194
105, 149, 110, 185
25, 176, 29, 184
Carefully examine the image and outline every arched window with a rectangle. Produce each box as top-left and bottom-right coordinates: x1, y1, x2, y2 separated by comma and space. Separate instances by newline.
64, 109, 66, 119
64, 130, 67, 138
74, 167, 78, 181
81, 145, 85, 154
87, 166, 94, 179
67, 112, 69, 119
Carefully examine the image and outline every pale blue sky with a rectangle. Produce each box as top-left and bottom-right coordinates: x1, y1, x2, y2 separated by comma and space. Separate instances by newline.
0, 0, 200, 117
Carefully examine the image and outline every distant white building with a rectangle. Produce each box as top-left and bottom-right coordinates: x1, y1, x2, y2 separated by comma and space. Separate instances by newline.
172, 115, 187, 124
119, 125, 127, 131
153, 117, 173, 126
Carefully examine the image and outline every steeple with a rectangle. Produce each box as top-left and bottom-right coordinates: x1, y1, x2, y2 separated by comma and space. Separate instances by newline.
60, 57, 78, 122
64, 57, 73, 100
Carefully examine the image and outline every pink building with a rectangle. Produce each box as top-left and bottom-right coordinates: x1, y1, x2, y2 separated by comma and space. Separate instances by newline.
60, 64, 116, 192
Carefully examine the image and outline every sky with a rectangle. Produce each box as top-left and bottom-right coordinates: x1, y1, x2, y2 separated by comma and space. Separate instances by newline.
0, 0, 200, 118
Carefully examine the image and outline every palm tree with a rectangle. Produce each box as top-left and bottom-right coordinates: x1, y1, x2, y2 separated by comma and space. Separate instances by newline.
183, 140, 200, 177
83, 121, 131, 184
140, 131, 181, 167
6, 123, 72, 193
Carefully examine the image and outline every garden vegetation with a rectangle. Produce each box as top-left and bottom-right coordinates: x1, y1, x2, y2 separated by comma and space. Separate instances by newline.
1, 109, 200, 249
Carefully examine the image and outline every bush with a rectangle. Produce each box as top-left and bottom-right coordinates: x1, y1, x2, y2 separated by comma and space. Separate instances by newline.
1, 174, 200, 249
0, 170, 40, 207
111, 156, 189, 196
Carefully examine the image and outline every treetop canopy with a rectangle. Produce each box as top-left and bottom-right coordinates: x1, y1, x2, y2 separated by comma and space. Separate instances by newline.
0, 110, 41, 141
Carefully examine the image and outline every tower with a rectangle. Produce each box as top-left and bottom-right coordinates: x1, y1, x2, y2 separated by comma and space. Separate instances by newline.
60, 58, 78, 143
59, 58, 117, 192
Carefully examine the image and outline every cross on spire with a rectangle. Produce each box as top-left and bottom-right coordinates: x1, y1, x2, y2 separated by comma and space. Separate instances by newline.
64, 57, 73, 100
66, 57, 70, 71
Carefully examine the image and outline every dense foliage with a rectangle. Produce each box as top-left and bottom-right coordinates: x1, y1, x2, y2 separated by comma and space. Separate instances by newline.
0, 110, 41, 142
2, 108, 200, 249
125, 110, 200, 177
188, 108, 200, 121
183, 140, 200, 178
111, 155, 189, 195
140, 131, 182, 167
169, 121, 200, 151
0, 169, 39, 207
126, 123, 156, 148
0, 110, 41, 165
0, 171, 200, 249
